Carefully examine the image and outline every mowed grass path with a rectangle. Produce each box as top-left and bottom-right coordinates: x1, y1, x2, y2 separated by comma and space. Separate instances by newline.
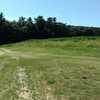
0, 36, 100, 100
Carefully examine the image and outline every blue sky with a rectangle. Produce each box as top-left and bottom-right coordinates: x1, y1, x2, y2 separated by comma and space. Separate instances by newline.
0, 0, 100, 27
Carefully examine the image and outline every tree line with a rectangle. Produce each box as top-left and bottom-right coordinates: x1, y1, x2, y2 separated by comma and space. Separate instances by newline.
0, 12, 100, 44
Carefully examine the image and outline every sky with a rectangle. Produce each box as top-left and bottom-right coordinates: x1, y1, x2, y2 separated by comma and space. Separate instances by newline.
0, 0, 100, 27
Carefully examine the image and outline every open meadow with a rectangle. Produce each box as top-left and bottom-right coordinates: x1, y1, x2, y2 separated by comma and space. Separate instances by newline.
0, 36, 100, 100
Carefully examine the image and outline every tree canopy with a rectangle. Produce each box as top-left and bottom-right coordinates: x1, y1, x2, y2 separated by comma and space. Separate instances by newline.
0, 12, 100, 44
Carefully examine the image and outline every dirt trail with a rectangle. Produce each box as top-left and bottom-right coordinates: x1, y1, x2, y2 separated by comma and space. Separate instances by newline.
0, 48, 33, 100
0, 48, 35, 59
0, 48, 19, 60
17, 67, 33, 100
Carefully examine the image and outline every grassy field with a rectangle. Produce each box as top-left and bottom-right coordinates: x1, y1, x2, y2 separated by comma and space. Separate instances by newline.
0, 36, 100, 100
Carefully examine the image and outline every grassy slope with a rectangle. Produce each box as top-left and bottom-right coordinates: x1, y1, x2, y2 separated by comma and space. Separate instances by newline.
0, 36, 100, 100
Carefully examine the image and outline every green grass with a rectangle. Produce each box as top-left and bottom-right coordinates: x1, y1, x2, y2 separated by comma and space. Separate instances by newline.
0, 36, 100, 100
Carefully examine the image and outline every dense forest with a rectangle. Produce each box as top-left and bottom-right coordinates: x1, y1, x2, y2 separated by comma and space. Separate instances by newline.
0, 12, 100, 44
